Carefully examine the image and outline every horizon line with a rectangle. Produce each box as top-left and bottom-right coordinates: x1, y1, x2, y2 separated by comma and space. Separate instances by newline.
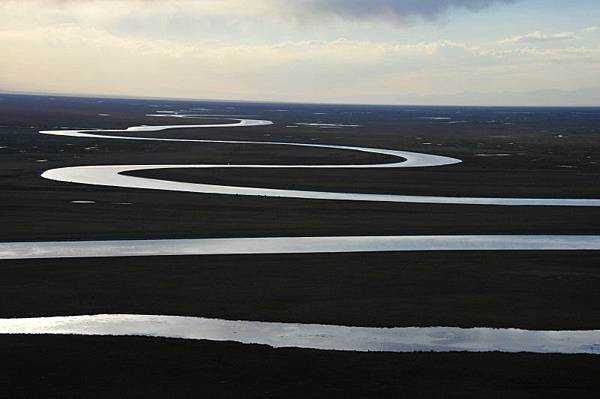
1, 89, 599, 109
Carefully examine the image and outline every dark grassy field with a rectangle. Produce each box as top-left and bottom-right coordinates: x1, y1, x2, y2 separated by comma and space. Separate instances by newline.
1, 94, 600, 397
3, 335, 600, 399
2, 251, 600, 330
1, 95, 600, 241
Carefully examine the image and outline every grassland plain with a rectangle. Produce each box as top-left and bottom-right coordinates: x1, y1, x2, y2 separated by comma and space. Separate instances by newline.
1, 94, 600, 397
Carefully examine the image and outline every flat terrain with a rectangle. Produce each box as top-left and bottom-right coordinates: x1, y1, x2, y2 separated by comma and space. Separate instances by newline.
3, 252, 600, 330
1, 94, 600, 397
3, 335, 600, 399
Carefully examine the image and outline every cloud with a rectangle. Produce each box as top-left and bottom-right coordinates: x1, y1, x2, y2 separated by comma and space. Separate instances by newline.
3, 0, 519, 26
0, 0, 524, 49
1, 23, 598, 104
499, 31, 577, 44
0, 0, 597, 105
275, 0, 518, 24
582, 26, 598, 33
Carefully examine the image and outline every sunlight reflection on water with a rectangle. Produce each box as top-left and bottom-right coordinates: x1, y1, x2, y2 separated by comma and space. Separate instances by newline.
2, 314, 599, 354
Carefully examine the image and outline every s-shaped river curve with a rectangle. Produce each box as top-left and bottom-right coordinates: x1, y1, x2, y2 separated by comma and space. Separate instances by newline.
4, 114, 600, 257
2, 115, 600, 355
37, 117, 600, 206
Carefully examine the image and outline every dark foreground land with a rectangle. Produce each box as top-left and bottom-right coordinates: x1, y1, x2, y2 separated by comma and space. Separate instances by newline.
1, 94, 600, 397
4, 335, 600, 399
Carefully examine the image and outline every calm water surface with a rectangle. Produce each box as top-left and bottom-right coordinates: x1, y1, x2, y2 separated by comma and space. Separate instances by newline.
1, 314, 599, 354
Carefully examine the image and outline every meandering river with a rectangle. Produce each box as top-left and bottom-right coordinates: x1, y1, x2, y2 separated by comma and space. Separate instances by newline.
2, 114, 600, 354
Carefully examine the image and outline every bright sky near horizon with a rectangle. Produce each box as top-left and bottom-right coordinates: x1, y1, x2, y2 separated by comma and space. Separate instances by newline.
1, 0, 599, 105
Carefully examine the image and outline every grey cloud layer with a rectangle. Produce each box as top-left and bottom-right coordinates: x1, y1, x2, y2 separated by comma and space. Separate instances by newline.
26, 0, 518, 23
281, 0, 518, 22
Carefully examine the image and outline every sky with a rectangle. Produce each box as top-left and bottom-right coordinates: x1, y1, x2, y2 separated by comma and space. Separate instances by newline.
0, 0, 599, 105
